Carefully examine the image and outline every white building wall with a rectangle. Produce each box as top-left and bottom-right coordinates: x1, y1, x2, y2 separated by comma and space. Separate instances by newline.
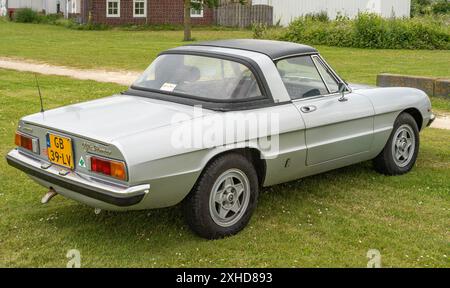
6, 0, 80, 15
7, 0, 44, 11
252, 0, 411, 26
1, 0, 7, 16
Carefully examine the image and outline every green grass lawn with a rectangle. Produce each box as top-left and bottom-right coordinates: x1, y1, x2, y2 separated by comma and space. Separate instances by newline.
0, 22, 449, 86
0, 69, 449, 267
432, 97, 450, 114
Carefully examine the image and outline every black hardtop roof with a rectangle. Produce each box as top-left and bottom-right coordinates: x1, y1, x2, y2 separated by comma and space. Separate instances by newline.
186, 39, 318, 60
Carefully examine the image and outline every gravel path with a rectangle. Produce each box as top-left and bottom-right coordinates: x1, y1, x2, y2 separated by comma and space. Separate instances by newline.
0, 57, 140, 86
1, 57, 449, 130
432, 113, 450, 130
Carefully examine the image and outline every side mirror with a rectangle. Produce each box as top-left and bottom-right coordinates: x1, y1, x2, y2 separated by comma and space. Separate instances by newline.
338, 82, 346, 93
338, 82, 348, 102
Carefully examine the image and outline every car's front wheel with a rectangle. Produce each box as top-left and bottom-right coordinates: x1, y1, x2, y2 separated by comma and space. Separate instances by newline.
183, 153, 259, 239
373, 112, 420, 175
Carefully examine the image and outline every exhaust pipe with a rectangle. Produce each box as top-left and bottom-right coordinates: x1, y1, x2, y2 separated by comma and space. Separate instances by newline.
41, 188, 58, 204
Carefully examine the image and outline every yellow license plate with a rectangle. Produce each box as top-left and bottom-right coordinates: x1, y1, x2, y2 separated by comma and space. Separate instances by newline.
47, 134, 74, 169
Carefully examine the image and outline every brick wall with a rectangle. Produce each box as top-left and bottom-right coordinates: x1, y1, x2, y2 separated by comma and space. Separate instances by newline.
84, 0, 213, 25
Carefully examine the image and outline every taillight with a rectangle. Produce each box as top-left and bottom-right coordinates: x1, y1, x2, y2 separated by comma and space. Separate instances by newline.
15, 132, 39, 153
90, 156, 127, 181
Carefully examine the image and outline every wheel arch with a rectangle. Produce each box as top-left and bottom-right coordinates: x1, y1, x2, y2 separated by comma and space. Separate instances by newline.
402, 107, 423, 131
200, 148, 267, 188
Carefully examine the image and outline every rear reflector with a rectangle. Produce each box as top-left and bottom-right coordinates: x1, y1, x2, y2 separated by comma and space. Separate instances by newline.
90, 156, 127, 181
15, 132, 39, 153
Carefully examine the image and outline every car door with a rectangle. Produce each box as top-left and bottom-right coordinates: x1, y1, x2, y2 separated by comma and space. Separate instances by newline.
277, 55, 374, 166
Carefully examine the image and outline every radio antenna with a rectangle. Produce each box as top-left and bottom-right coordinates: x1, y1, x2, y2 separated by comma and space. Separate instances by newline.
34, 74, 44, 113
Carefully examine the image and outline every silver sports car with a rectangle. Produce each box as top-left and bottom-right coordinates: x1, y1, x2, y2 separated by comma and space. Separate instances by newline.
6, 39, 435, 239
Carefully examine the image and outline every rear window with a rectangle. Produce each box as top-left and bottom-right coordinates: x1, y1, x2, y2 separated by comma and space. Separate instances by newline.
133, 54, 263, 101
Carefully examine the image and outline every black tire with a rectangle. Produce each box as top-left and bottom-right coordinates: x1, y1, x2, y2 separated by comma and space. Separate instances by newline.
183, 153, 259, 239
373, 112, 420, 175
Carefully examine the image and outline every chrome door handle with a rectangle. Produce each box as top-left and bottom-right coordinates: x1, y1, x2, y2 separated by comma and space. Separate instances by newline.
300, 105, 317, 113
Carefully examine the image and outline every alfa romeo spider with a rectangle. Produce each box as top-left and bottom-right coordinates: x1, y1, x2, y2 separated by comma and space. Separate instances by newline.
6, 40, 435, 239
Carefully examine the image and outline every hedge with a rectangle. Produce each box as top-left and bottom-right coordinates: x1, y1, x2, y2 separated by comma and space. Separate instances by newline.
256, 13, 449, 50
13, 8, 63, 25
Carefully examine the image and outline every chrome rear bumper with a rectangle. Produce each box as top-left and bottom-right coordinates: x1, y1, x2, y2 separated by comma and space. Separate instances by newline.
6, 149, 148, 207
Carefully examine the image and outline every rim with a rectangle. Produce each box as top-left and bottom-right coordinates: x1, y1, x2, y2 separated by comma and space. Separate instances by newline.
391, 124, 416, 168
209, 169, 251, 227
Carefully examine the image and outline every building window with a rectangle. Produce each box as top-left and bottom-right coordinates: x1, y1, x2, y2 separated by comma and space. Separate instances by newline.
133, 0, 146, 18
106, 0, 120, 17
190, 0, 203, 18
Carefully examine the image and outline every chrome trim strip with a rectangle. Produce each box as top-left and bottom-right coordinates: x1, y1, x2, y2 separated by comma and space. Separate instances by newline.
291, 91, 352, 103
24, 121, 111, 146
311, 55, 332, 94
272, 52, 319, 61
317, 55, 352, 93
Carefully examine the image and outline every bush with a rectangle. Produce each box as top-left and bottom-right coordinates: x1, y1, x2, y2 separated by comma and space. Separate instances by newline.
252, 23, 268, 39
264, 13, 449, 50
304, 11, 329, 22
252, 25, 287, 41
64, 19, 110, 30
432, 0, 450, 15
40, 13, 63, 24
13, 9, 65, 24
14, 8, 40, 23
354, 13, 386, 48
412, 0, 450, 16
411, 0, 432, 16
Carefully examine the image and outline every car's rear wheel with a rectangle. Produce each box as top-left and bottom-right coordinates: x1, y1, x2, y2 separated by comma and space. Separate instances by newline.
373, 112, 420, 175
183, 153, 259, 239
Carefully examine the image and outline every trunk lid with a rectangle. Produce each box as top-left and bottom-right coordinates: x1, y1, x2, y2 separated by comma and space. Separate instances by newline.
22, 95, 212, 143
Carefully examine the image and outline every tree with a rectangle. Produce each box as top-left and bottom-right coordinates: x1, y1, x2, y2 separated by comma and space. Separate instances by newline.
183, 0, 245, 41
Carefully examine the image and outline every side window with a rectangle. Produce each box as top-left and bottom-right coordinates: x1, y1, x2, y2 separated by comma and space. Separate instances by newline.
277, 56, 328, 100
313, 57, 340, 94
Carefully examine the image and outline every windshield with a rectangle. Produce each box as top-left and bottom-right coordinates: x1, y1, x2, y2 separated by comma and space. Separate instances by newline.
133, 54, 263, 101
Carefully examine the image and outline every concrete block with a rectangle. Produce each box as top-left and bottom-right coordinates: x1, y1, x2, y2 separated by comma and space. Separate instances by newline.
377, 74, 435, 96
434, 79, 450, 98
